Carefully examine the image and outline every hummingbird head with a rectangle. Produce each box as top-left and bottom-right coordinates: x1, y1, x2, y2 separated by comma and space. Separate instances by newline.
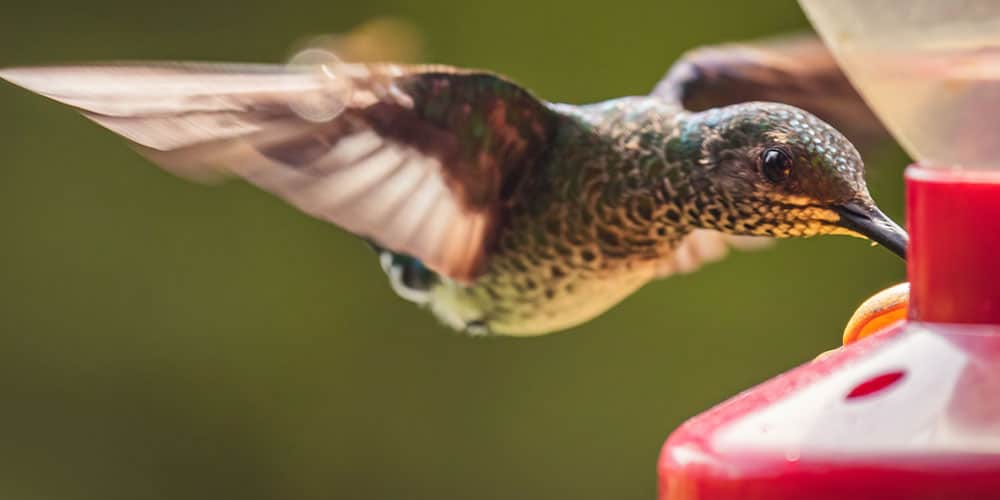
682, 102, 907, 258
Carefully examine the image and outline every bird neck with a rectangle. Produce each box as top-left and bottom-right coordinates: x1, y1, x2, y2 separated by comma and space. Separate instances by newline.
547, 98, 752, 256
570, 99, 737, 233
654, 108, 741, 232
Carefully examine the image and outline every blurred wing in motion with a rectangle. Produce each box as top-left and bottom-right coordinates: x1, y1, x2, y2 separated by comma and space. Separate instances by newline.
653, 34, 888, 147
0, 63, 559, 282
293, 17, 426, 63
654, 230, 772, 278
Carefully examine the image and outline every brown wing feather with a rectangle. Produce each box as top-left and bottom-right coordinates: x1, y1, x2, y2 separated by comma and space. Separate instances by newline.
0, 63, 558, 282
653, 34, 888, 147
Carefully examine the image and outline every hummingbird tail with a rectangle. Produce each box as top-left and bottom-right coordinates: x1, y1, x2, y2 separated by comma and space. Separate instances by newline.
370, 243, 438, 305
367, 241, 495, 334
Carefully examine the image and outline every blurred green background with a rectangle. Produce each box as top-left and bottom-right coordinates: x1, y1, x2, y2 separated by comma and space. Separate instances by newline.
0, 1, 907, 499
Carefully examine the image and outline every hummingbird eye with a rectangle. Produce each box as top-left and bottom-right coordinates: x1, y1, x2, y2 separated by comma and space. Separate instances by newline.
760, 147, 792, 183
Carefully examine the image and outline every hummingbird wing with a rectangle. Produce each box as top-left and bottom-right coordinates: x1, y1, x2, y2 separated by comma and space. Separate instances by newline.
0, 63, 559, 282
654, 230, 771, 278
652, 34, 887, 147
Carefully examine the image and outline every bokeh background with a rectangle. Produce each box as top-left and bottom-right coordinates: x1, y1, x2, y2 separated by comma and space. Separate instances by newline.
0, 1, 907, 499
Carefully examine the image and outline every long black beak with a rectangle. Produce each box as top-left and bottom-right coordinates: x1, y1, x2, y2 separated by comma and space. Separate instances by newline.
833, 202, 908, 259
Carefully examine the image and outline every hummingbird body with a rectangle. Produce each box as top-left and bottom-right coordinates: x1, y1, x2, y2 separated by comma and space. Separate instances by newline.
386, 97, 861, 335
0, 35, 908, 336
427, 97, 685, 335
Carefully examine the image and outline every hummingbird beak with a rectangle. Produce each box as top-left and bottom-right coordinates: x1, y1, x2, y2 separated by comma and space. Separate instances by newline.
833, 201, 908, 259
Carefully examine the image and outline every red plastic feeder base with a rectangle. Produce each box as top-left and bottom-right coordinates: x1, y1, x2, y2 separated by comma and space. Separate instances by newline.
658, 166, 1000, 500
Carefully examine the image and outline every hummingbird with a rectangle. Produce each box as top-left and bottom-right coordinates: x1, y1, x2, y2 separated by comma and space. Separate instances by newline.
0, 34, 907, 336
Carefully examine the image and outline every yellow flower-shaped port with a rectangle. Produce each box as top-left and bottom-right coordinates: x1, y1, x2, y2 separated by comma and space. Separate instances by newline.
815, 283, 909, 360
843, 283, 909, 345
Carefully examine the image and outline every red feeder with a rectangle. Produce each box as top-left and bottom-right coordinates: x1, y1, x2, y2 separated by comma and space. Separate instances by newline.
658, 2, 1000, 498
